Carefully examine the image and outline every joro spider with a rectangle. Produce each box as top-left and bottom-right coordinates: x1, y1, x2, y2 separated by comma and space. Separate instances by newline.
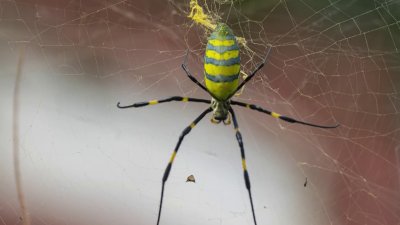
117, 23, 339, 225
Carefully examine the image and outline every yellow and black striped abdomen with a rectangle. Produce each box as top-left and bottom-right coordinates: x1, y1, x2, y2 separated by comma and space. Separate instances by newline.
204, 24, 240, 100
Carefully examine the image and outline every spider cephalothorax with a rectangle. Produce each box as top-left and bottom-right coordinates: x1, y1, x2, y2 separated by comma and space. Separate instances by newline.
117, 23, 339, 225
210, 98, 230, 124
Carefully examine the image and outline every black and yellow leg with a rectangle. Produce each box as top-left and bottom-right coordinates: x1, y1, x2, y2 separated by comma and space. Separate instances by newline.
230, 100, 339, 129
117, 96, 210, 109
181, 50, 220, 100
227, 47, 272, 100
156, 107, 213, 225
229, 107, 258, 225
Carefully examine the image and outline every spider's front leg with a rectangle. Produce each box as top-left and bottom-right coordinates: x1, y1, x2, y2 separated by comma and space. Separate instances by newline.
117, 96, 210, 108
230, 100, 339, 129
156, 107, 212, 225
229, 107, 258, 225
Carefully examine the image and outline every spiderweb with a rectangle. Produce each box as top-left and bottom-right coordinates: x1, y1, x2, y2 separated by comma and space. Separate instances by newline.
0, 0, 399, 225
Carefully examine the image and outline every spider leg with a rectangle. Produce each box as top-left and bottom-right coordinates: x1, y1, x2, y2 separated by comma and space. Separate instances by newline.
182, 50, 220, 100
229, 107, 258, 225
231, 100, 339, 129
117, 96, 210, 109
156, 107, 213, 225
227, 47, 272, 100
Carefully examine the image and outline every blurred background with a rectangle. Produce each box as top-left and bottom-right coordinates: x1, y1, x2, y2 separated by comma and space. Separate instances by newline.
0, 0, 399, 225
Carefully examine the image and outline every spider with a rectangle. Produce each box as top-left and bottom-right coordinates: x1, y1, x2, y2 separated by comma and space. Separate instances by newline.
117, 23, 339, 225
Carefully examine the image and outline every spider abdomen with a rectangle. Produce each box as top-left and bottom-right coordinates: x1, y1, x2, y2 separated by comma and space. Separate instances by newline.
204, 23, 240, 100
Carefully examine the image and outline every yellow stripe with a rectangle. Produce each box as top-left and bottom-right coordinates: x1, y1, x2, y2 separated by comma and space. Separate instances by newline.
204, 78, 238, 100
242, 159, 247, 170
271, 112, 280, 118
149, 100, 158, 105
182, 97, 189, 102
205, 50, 239, 61
204, 64, 240, 76
246, 104, 250, 109
209, 39, 235, 46
169, 151, 177, 163
190, 123, 196, 128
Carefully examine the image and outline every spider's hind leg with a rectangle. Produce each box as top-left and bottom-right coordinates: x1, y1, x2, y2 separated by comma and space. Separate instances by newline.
181, 50, 219, 100
226, 47, 272, 100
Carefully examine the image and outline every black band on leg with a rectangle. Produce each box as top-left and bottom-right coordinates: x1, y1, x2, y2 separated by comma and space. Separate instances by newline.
229, 107, 258, 225
117, 96, 210, 109
182, 50, 220, 100
156, 107, 212, 225
227, 47, 272, 99
230, 100, 339, 129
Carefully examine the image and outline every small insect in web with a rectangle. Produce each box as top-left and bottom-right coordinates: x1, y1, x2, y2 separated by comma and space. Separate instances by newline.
117, 23, 339, 225
186, 174, 196, 183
